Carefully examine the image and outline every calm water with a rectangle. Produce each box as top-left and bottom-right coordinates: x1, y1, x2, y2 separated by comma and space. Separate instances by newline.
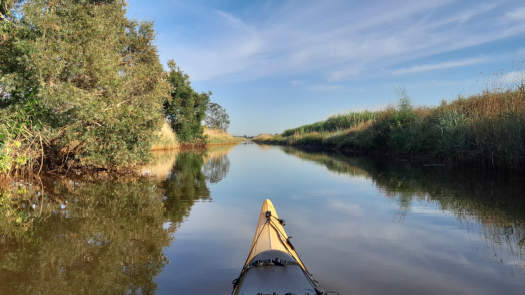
1, 143, 524, 294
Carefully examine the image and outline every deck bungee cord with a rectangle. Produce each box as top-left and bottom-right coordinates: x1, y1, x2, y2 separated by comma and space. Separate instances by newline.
232, 199, 339, 295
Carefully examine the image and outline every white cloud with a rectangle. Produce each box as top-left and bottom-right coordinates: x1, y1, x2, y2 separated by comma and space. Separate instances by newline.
328, 67, 361, 81
307, 84, 343, 92
506, 7, 525, 21
290, 80, 304, 86
162, 0, 525, 82
393, 57, 490, 75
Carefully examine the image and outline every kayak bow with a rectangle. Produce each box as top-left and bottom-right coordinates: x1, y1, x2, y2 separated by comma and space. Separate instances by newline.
232, 199, 323, 295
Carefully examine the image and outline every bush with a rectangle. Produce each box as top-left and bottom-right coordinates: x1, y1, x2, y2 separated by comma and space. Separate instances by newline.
1, 0, 170, 172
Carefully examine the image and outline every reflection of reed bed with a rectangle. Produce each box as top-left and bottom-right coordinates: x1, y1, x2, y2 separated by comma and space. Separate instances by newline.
141, 143, 236, 179
257, 144, 273, 151
281, 147, 371, 178
140, 150, 179, 179
204, 144, 235, 161
283, 146, 525, 262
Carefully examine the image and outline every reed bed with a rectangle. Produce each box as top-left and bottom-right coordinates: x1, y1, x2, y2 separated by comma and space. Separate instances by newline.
255, 88, 525, 169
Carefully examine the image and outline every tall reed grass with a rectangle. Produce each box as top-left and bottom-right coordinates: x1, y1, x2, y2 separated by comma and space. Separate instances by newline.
255, 88, 525, 169
282, 111, 378, 136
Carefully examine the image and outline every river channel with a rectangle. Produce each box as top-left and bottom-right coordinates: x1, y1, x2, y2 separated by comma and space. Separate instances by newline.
1, 143, 524, 294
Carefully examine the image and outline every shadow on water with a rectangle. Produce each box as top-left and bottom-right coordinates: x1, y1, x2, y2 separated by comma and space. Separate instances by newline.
280, 146, 525, 264
0, 148, 232, 295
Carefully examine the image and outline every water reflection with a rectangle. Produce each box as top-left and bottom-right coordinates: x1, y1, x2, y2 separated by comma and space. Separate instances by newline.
0, 148, 233, 295
162, 152, 211, 225
203, 154, 230, 184
0, 180, 171, 295
281, 146, 525, 265
2, 143, 525, 294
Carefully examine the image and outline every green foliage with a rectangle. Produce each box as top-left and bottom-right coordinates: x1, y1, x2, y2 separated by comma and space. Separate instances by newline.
258, 89, 525, 169
164, 61, 209, 143
282, 111, 377, 136
1, 0, 170, 172
205, 102, 230, 131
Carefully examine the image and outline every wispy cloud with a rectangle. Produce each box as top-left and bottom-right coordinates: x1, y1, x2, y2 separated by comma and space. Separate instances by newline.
506, 7, 525, 21
308, 84, 343, 92
290, 80, 304, 86
328, 67, 361, 81
159, 0, 525, 82
393, 57, 490, 75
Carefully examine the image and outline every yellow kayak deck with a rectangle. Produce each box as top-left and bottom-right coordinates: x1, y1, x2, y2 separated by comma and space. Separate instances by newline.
243, 199, 306, 270
232, 199, 322, 294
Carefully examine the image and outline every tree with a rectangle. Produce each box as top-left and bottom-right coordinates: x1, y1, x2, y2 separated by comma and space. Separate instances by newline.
0, 0, 170, 171
205, 102, 230, 131
164, 60, 209, 143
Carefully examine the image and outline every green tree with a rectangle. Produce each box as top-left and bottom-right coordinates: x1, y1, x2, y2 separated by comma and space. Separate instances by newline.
205, 102, 230, 131
0, 0, 170, 172
164, 60, 209, 143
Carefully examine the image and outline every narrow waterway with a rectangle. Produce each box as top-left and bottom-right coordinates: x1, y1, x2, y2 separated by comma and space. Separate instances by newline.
1, 143, 524, 294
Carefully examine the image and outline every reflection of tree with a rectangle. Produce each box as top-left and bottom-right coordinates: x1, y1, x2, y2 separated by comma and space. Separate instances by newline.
202, 154, 230, 183
0, 180, 172, 295
282, 147, 525, 261
162, 152, 210, 225
0, 151, 224, 294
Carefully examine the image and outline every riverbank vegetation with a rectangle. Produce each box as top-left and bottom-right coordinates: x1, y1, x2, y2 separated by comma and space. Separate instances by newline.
254, 88, 525, 170
0, 0, 238, 176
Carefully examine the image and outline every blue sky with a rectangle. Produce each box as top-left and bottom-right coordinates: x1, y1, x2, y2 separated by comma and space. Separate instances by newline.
126, 0, 525, 135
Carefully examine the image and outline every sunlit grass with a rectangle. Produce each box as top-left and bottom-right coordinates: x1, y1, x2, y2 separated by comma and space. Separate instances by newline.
255, 87, 525, 169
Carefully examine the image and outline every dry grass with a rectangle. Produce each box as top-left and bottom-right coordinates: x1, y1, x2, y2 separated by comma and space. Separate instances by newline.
151, 122, 179, 151
151, 123, 243, 151
204, 128, 244, 145
253, 133, 282, 141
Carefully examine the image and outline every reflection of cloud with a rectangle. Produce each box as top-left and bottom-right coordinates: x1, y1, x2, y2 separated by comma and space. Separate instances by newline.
329, 200, 363, 216
410, 205, 447, 216
282, 203, 521, 294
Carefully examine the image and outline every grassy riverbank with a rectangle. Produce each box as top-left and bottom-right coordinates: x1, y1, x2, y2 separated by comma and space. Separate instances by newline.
151, 122, 244, 151
254, 88, 525, 169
